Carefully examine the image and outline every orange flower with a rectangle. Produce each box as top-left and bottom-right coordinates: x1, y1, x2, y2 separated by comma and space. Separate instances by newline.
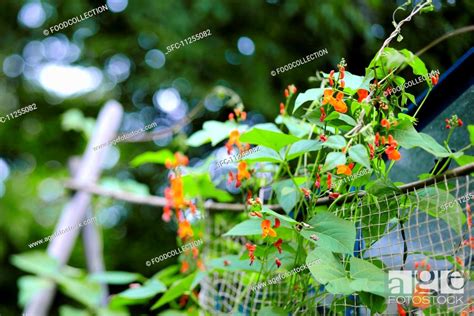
412, 284, 430, 309
329, 70, 335, 86
340, 80, 345, 89
357, 89, 369, 103
274, 238, 283, 254
329, 92, 348, 113
327, 173, 332, 189
197, 259, 205, 271
314, 174, 321, 189
275, 258, 282, 268
261, 219, 277, 238
320, 107, 326, 122
385, 146, 401, 161
225, 129, 243, 154
456, 256, 464, 266
368, 143, 375, 159
397, 303, 407, 316
246, 243, 256, 265
322, 89, 333, 105
273, 218, 281, 228
162, 205, 172, 222
192, 247, 199, 259
180, 261, 190, 273
165, 152, 189, 169
189, 203, 196, 215
170, 176, 186, 208
336, 164, 352, 176
228, 113, 235, 121
234, 161, 251, 188
241, 111, 247, 120
375, 132, 380, 146
178, 220, 194, 240
431, 73, 439, 85
280, 102, 285, 115
381, 118, 391, 129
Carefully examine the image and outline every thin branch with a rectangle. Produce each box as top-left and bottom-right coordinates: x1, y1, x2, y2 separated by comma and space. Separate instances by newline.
415, 25, 474, 56
64, 163, 474, 212
375, 0, 432, 61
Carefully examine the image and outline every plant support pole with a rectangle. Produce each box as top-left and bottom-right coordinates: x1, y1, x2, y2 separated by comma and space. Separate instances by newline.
24, 101, 123, 316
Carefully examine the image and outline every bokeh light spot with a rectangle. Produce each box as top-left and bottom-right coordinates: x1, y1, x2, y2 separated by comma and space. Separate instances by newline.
237, 36, 255, 55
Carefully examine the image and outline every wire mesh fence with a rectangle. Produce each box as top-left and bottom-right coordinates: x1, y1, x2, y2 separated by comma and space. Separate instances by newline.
198, 175, 473, 315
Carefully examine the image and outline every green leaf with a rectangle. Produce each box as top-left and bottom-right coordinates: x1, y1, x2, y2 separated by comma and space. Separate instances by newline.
455, 154, 474, 167
130, 149, 175, 167
337, 114, 357, 126
323, 152, 346, 172
57, 276, 102, 308
223, 219, 263, 236
366, 178, 400, 196
257, 306, 288, 316
348, 144, 371, 169
358, 292, 387, 314
243, 146, 283, 163
286, 140, 323, 160
349, 257, 388, 297
400, 49, 428, 77
323, 135, 346, 149
409, 188, 466, 234
151, 272, 197, 309
392, 121, 450, 157
328, 71, 373, 94
261, 207, 298, 224
18, 276, 52, 307
275, 115, 313, 137
468, 125, 474, 145
116, 279, 166, 300
89, 271, 143, 285
59, 305, 91, 316
204, 121, 245, 146
11, 251, 60, 277
182, 173, 233, 202
306, 248, 353, 295
300, 212, 356, 254
272, 178, 305, 214
293, 88, 323, 113
186, 130, 210, 147
240, 126, 300, 151
96, 307, 129, 316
